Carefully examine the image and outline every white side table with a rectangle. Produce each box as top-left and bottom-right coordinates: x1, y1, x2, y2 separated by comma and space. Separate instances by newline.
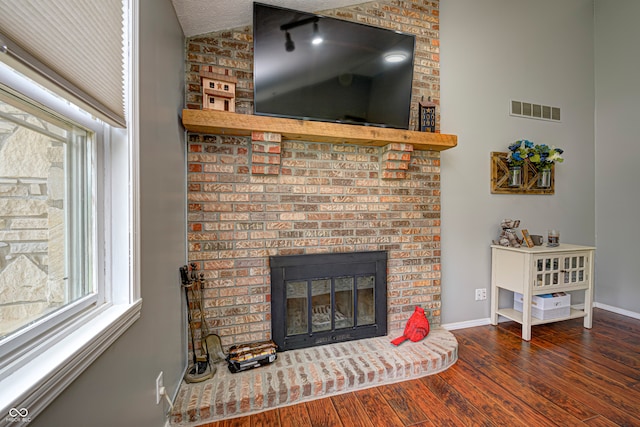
490, 243, 595, 340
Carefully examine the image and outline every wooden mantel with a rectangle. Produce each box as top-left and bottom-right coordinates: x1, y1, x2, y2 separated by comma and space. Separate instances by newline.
182, 109, 457, 152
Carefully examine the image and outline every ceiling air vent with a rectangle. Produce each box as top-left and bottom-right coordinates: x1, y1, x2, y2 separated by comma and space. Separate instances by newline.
510, 100, 561, 122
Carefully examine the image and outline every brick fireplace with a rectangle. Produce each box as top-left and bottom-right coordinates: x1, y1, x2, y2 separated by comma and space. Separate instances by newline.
187, 132, 442, 348
185, 0, 443, 351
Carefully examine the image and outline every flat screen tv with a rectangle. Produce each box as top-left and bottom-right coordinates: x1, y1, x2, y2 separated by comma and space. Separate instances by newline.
253, 3, 416, 129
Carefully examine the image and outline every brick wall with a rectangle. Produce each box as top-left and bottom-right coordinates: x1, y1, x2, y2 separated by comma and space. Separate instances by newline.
185, 0, 441, 348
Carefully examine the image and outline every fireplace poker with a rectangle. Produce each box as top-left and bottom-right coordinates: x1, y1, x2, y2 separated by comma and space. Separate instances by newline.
179, 266, 198, 369
180, 264, 215, 383
191, 265, 226, 364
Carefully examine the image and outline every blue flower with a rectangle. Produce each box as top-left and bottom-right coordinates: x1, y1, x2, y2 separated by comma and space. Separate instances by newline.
508, 142, 521, 152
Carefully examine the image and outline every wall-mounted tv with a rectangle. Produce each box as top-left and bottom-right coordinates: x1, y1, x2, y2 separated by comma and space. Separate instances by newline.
253, 3, 416, 129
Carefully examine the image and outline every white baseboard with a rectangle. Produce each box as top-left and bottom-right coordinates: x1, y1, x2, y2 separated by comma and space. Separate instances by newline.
441, 318, 492, 330
441, 302, 640, 331
594, 302, 640, 320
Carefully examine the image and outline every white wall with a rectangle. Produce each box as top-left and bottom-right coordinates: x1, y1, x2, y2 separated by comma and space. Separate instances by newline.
440, 0, 596, 324
29, 0, 186, 426
594, 0, 640, 314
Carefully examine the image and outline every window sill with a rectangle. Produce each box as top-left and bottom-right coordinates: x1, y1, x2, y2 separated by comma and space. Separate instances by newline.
0, 299, 142, 422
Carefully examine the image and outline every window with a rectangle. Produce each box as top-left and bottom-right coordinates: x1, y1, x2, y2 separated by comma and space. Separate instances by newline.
0, 88, 95, 343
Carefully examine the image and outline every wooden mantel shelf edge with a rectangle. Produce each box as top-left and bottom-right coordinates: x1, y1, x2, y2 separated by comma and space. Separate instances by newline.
182, 109, 457, 152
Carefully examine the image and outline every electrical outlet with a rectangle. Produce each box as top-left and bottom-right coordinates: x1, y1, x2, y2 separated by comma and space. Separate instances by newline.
475, 288, 487, 301
156, 371, 164, 405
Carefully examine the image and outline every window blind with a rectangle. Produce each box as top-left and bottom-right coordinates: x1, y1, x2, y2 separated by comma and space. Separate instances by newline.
0, 0, 127, 127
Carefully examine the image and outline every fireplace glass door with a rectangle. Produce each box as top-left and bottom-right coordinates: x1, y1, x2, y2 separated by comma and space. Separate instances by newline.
357, 276, 375, 326
311, 278, 333, 332
286, 276, 374, 337
333, 277, 354, 329
286, 281, 307, 336
271, 251, 386, 351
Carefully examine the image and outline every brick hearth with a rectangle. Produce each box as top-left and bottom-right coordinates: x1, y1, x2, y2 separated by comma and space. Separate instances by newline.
171, 328, 458, 426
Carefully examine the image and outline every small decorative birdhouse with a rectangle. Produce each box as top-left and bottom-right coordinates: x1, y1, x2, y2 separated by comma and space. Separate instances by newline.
200, 66, 237, 112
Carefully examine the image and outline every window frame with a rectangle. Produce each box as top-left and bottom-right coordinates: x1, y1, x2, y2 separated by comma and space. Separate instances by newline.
0, 0, 140, 420
0, 86, 99, 366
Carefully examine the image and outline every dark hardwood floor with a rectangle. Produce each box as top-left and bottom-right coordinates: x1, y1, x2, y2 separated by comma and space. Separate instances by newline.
198, 308, 640, 427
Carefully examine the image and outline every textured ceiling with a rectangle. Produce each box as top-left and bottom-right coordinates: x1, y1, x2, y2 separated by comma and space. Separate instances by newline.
171, 0, 365, 37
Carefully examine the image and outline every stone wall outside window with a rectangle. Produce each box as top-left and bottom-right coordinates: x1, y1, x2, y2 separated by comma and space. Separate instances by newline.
0, 107, 66, 336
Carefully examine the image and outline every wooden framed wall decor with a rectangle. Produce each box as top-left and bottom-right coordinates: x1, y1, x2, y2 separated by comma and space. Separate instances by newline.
491, 152, 555, 194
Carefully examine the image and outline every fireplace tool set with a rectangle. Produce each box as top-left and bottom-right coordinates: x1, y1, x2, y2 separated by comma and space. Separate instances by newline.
180, 264, 277, 380
180, 264, 225, 383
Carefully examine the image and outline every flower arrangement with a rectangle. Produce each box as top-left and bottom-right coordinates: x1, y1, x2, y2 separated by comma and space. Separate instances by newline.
506, 139, 564, 170
506, 139, 535, 167
529, 144, 564, 170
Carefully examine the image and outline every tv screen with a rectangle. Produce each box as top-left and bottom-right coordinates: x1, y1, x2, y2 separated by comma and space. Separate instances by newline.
253, 3, 415, 129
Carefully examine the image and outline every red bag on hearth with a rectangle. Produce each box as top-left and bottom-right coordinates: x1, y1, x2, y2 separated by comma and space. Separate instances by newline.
391, 306, 430, 346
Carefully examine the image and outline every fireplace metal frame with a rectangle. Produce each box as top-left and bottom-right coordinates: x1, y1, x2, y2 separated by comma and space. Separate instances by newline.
270, 251, 387, 351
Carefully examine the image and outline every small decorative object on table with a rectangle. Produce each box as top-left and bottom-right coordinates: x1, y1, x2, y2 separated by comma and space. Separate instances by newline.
530, 234, 544, 246
419, 96, 436, 132
521, 229, 535, 248
492, 219, 522, 248
547, 229, 560, 247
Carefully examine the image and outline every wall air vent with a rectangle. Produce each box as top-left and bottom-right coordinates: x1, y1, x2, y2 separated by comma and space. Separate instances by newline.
510, 100, 561, 122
